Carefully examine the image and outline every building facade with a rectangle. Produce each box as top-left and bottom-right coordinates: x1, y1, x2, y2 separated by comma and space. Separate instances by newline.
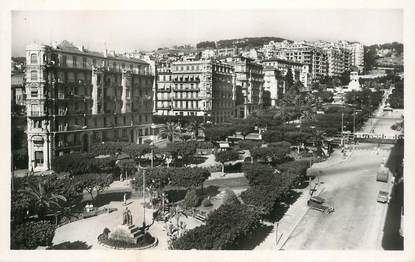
263, 67, 286, 107
274, 43, 328, 80
225, 56, 264, 119
154, 60, 235, 123
25, 41, 155, 171
261, 58, 311, 90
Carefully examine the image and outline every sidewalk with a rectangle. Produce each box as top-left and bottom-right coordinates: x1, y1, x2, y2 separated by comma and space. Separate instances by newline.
255, 184, 325, 250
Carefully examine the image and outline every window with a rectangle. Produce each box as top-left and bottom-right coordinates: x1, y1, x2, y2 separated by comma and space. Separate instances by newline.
35, 151, 44, 165
30, 54, 38, 64
83, 57, 87, 68
73, 56, 77, 67
113, 62, 116, 70
31, 90, 38, 97
62, 55, 67, 66
93, 59, 96, 66
122, 63, 125, 69
30, 70, 38, 81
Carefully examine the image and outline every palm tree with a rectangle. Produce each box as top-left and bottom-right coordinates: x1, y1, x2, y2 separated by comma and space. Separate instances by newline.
19, 179, 67, 219
187, 119, 203, 139
159, 121, 181, 143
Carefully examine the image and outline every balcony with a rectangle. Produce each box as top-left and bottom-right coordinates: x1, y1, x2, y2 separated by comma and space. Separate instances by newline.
173, 87, 200, 92
157, 87, 171, 92
156, 105, 172, 110
172, 77, 200, 83
29, 111, 44, 117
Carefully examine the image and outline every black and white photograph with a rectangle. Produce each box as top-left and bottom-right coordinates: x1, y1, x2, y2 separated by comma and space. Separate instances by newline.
2, 1, 415, 261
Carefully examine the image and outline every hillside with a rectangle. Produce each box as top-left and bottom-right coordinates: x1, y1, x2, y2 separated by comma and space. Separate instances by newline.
196, 36, 290, 50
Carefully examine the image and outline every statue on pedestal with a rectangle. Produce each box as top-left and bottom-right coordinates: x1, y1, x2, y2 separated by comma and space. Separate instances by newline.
122, 207, 133, 226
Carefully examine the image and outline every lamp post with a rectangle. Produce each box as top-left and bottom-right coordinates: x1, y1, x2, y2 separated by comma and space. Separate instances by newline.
142, 166, 146, 229
341, 111, 344, 147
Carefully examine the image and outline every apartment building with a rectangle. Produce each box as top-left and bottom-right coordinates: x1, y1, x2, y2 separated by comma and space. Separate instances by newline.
261, 58, 311, 90
263, 66, 286, 107
274, 43, 328, 80
224, 56, 264, 119
25, 41, 155, 171
154, 60, 235, 123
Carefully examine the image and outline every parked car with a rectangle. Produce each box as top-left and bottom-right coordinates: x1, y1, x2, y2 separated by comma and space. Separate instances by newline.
307, 196, 335, 214
377, 190, 389, 203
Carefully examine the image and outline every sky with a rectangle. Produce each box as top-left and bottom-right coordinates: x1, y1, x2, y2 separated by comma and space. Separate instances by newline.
12, 9, 403, 57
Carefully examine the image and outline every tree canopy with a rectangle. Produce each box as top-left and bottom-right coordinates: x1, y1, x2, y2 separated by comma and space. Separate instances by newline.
215, 150, 240, 164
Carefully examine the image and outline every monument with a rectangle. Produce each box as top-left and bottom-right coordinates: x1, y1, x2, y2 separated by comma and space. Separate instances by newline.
108, 207, 144, 244
347, 67, 361, 92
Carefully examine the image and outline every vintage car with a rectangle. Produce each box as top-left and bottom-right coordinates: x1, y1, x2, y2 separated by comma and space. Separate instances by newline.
377, 190, 389, 203
307, 196, 335, 214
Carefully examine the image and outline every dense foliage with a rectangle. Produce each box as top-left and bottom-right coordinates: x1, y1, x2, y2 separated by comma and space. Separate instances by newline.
250, 142, 291, 165
11, 220, 55, 249
74, 173, 113, 202
52, 153, 116, 175
133, 167, 210, 192
90, 142, 151, 159
222, 189, 241, 206
215, 150, 240, 164
204, 125, 236, 141
216, 36, 288, 49
170, 202, 261, 250
182, 189, 201, 208
388, 80, 403, 109
237, 140, 263, 151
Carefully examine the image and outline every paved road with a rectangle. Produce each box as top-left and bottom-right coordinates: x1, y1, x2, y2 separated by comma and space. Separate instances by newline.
283, 106, 403, 250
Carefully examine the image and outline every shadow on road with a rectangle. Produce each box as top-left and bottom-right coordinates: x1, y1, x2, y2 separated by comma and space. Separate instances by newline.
382, 140, 404, 250
264, 190, 303, 223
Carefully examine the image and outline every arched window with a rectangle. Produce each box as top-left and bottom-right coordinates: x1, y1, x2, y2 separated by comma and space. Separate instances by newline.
30, 70, 38, 80
30, 54, 38, 64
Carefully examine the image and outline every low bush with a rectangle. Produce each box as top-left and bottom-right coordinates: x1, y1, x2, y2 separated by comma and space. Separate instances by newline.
47, 241, 91, 250
98, 232, 155, 249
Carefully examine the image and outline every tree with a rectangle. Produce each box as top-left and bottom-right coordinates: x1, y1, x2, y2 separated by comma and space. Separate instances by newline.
243, 163, 276, 186
215, 150, 240, 175
240, 185, 281, 215
169, 167, 210, 189
52, 153, 117, 175
116, 159, 136, 180
230, 118, 255, 139
285, 68, 294, 88
182, 189, 200, 209
196, 41, 216, 49
262, 130, 284, 143
237, 140, 263, 151
340, 70, 351, 85
250, 144, 290, 165
159, 122, 181, 143
74, 173, 113, 203
170, 202, 260, 250
204, 125, 236, 142
222, 189, 241, 205
17, 179, 67, 219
